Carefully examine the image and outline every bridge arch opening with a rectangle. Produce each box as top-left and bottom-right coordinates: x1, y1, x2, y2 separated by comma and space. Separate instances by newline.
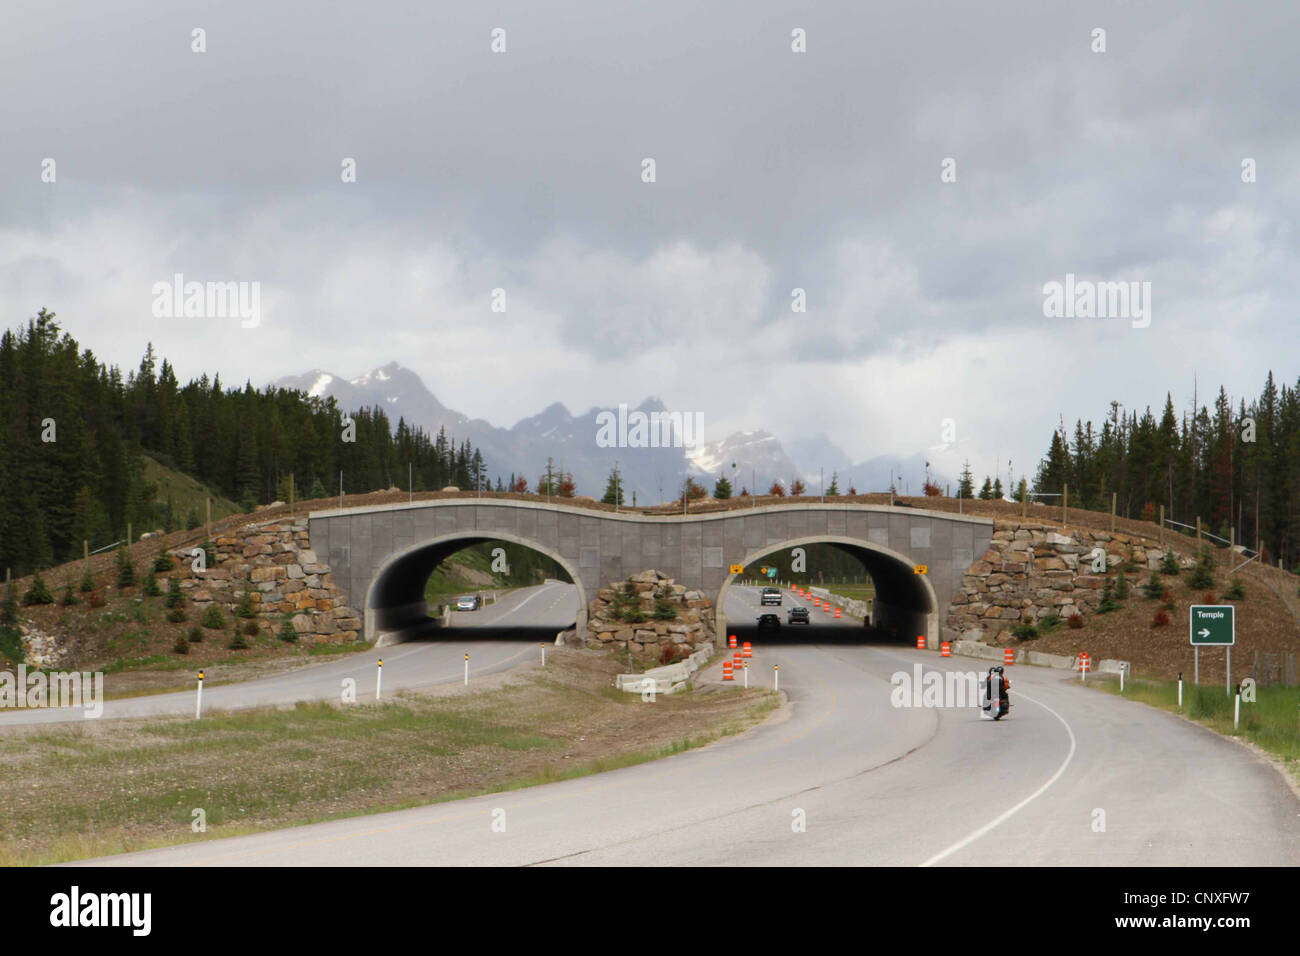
364, 532, 586, 644
715, 535, 938, 644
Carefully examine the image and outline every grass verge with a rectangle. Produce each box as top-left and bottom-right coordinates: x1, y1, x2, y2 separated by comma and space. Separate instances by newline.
0, 648, 777, 865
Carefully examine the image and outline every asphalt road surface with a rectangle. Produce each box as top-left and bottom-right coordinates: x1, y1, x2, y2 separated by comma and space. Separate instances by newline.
0, 581, 578, 726
77, 584, 1300, 866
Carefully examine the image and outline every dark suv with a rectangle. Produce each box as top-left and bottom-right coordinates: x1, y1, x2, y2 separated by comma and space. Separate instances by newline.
757, 613, 781, 631
760, 587, 782, 606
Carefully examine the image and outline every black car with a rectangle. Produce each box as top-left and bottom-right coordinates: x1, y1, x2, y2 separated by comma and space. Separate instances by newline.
757, 613, 781, 630
787, 606, 809, 625
760, 587, 782, 606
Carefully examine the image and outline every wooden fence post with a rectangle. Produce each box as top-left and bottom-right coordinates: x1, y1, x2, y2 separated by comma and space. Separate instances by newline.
1063, 484, 1069, 527
1110, 492, 1116, 533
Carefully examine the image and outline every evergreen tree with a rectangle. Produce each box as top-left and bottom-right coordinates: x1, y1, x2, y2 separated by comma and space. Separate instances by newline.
601, 469, 625, 506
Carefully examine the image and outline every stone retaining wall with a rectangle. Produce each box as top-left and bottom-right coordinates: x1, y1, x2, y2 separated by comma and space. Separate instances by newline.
172, 517, 362, 643
945, 520, 1192, 643
586, 570, 715, 654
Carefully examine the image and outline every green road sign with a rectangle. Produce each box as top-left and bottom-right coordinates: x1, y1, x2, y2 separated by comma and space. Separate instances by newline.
765, 567, 778, 579
1189, 605, 1235, 646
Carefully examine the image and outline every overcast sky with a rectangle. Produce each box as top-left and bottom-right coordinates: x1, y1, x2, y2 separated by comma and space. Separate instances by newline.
2, 0, 1297, 484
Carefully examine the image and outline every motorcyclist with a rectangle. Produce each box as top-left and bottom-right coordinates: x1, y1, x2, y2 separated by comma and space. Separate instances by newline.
984, 665, 1010, 720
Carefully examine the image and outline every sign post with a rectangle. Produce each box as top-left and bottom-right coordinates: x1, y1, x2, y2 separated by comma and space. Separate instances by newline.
1190, 605, 1235, 691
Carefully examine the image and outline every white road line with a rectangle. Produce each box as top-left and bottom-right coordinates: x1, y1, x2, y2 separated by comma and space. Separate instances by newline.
918, 687, 1077, 867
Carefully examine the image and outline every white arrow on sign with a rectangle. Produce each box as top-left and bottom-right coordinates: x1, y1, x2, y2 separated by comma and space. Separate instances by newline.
1198, 628, 1211, 638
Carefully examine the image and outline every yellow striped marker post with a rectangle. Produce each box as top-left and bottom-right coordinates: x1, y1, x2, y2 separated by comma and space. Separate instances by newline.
195, 670, 204, 720
464, 653, 470, 686
773, 663, 779, 691
541, 642, 546, 666
376, 659, 383, 700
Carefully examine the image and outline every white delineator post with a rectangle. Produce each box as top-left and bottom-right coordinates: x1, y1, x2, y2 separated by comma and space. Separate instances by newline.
773, 664, 779, 691
1178, 672, 1183, 709
1234, 686, 1240, 730
464, 653, 469, 686
195, 670, 204, 719
743, 662, 748, 689
1120, 666, 1125, 693
376, 659, 383, 700
540, 643, 546, 667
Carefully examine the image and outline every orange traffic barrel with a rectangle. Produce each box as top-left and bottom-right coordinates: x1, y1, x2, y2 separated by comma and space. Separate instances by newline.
728, 634, 737, 648
1003, 647, 1015, 666
722, 661, 734, 681
940, 641, 951, 657
916, 636, 926, 650
834, 607, 841, 619
742, 641, 752, 659
733, 652, 743, 667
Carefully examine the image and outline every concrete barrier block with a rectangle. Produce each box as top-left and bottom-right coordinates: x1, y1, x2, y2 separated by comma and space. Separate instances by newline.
1026, 650, 1076, 669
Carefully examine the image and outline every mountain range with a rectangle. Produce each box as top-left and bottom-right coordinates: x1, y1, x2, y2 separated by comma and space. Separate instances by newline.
273, 363, 950, 503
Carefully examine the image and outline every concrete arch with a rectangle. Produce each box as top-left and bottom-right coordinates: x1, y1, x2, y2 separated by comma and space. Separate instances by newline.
715, 535, 940, 644
363, 530, 587, 643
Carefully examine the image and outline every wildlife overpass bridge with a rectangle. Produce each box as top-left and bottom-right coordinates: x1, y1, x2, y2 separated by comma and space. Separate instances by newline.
307, 500, 993, 646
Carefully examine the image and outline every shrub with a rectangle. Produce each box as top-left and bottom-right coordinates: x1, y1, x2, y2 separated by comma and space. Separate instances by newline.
1067, 613, 1084, 629
236, 589, 257, 619
228, 628, 249, 650
243, 620, 260, 637
276, 616, 298, 643
59, 581, 78, 606
1203, 591, 1216, 604
166, 605, 187, 623
22, 572, 54, 606
1012, 623, 1039, 640
1097, 581, 1119, 613
116, 546, 136, 587
187, 626, 204, 644
79, 567, 94, 593
1143, 571, 1165, 599
142, 567, 161, 597
1186, 548, 1215, 589
201, 605, 225, 629
153, 549, 174, 573
658, 644, 678, 665
1114, 571, 1130, 600
1223, 576, 1246, 600
165, 577, 185, 609
1161, 549, 1180, 574
1160, 589, 1172, 603
87, 590, 105, 608
652, 597, 677, 621
1151, 609, 1171, 627
172, 635, 190, 655
1039, 613, 1062, 632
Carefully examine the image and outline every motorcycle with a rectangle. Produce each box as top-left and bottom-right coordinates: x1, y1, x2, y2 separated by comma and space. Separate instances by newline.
981, 665, 1010, 720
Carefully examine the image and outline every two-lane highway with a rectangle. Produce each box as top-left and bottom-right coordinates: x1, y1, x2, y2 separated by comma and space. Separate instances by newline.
76, 583, 1300, 866
0, 580, 578, 726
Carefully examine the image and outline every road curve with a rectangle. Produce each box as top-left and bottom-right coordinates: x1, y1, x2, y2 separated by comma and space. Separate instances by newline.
0, 581, 578, 726
75, 585, 1300, 866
